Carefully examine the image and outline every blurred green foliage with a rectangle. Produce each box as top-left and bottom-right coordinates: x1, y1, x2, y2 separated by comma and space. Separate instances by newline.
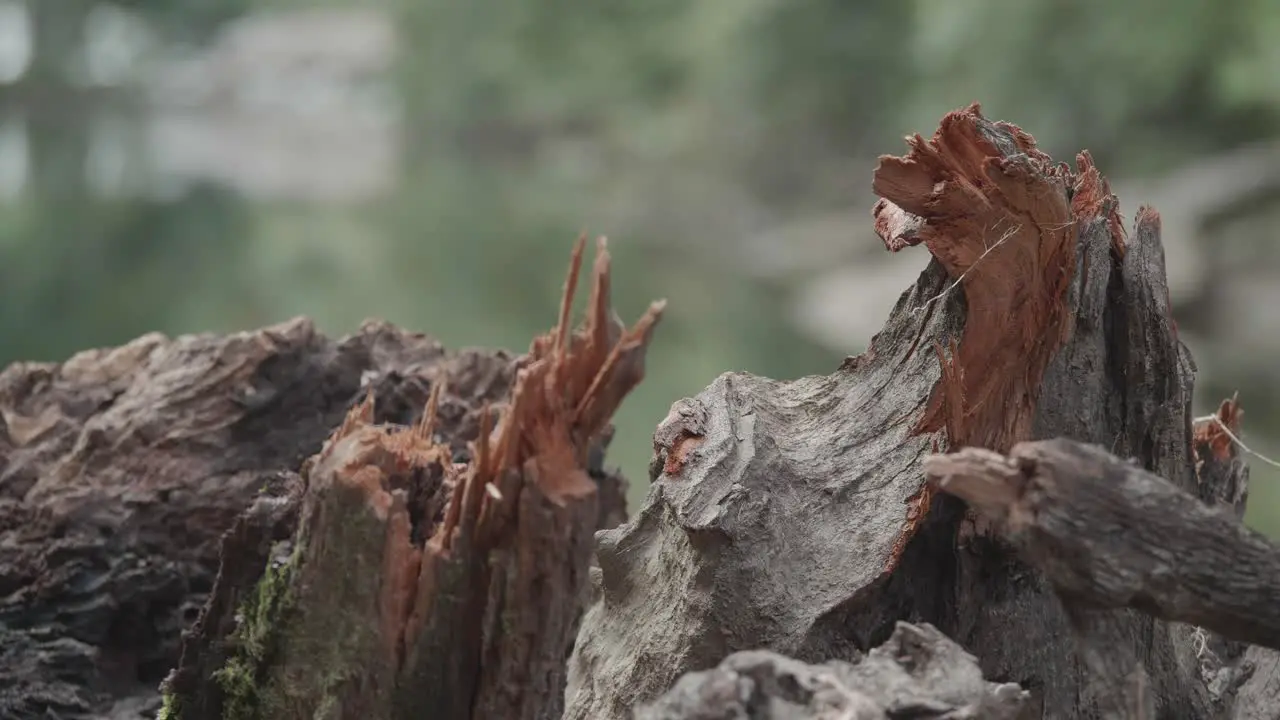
2, 0, 1279, 532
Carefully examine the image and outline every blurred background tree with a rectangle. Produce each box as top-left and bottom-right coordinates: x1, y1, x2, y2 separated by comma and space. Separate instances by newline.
2, 0, 1278, 532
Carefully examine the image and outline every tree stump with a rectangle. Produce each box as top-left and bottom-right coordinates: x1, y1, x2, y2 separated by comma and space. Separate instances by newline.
564, 105, 1279, 719
0, 316, 523, 718
0, 238, 653, 720
5, 105, 1280, 720
154, 237, 662, 720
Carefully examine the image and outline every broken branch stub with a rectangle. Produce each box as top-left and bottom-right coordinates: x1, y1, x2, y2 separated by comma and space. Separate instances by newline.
925, 434, 1280, 718
926, 438, 1280, 652
565, 104, 1234, 719
1193, 394, 1250, 518
160, 237, 664, 720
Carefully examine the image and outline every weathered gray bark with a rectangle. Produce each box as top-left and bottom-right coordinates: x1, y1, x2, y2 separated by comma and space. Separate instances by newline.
564, 104, 1276, 720
927, 434, 1280, 716
926, 438, 1280, 652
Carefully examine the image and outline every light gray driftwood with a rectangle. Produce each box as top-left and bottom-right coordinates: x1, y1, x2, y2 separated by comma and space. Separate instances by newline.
564, 104, 1272, 719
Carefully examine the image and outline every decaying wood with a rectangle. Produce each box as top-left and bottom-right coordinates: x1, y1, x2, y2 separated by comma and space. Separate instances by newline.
6, 103, 1280, 720
0, 318, 523, 718
922, 430, 1280, 718
0, 243, 641, 718
564, 104, 1270, 720
157, 236, 664, 720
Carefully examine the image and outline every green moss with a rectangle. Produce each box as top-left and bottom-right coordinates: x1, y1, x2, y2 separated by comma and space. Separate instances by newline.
253, 482, 404, 716
156, 692, 181, 720
214, 540, 302, 720
213, 657, 260, 720
268, 503, 392, 710
207, 480, 407, 718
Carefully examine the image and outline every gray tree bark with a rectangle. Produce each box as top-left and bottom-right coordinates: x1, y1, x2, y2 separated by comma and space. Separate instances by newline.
565, 104, 1277, 720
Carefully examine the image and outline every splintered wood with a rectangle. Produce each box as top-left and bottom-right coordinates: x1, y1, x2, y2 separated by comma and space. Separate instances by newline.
869, 104, 1130, 566
312, 235, 665, 554
872, 103, 1093, 454
436, 234, 667, 553
1193, 393, 1243, 463
229, 237, 664, 720
414, 236, 663, 720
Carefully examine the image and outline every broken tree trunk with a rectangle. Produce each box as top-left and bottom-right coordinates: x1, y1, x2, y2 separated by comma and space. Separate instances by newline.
924, 429, 1280, 718
6, 103, 1280, 720
156, 237, 663, 720
0, 239, 654, 719
632, 407, 1278, 720
0, 317, 526, 719
564, 104, 1274, 720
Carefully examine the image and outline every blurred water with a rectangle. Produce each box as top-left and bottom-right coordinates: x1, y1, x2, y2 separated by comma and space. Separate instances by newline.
0, 5, 398, 203
1, 1, 1278, 535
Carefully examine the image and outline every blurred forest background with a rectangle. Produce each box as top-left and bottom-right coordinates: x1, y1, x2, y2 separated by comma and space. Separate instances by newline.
3, 0, 1280, 533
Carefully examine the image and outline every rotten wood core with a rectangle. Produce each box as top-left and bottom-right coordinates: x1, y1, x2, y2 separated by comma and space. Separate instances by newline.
869, 104, 1134, 566
874, 105, 1083, 451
